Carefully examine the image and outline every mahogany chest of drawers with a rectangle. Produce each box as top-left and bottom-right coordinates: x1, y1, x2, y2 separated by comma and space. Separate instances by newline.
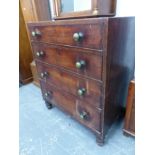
28, 17, 135, 145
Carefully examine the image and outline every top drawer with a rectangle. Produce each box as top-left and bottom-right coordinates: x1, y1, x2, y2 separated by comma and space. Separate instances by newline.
28, 18, 106, 50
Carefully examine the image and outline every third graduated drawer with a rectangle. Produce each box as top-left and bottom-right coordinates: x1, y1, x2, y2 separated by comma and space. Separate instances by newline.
32, 42, 103, 80
36, 61, 103, 109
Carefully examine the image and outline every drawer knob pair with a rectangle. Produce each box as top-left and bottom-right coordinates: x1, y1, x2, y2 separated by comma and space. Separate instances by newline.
78, 88, 86, 96
40, 72, 48, 78
80, 111, 88, 120
31, 29, 41, 37
36, 51, 45, 57
73, 32, 84, 42
76, 60, 86, 69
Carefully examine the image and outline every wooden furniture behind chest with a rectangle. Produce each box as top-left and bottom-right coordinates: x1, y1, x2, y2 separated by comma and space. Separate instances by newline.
123, 80, 135, 137
19, 2, 33, 84
28, 17, 135, 145
19, 0, 51, 85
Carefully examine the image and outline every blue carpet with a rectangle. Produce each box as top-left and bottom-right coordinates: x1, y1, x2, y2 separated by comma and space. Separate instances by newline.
19, 83, 135, 155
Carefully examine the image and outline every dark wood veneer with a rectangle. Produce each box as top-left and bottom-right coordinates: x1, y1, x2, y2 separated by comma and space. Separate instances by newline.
103, 17, 135, 136
40, 80, 101, 133
27, 17, 135, 145
28, 18, 107, 50
32, 42, 103, 80
36, 61, 102, 108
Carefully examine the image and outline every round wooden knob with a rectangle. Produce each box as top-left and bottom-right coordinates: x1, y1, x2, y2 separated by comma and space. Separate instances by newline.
77, 88, 86, 96
75, 60, 86, 69
44, 91, 51, 97
31, 29, 41, 37
80, 111, 88, 120
73, 32, 84, 41
40, 72, 48, 78
31, 31, 36, 37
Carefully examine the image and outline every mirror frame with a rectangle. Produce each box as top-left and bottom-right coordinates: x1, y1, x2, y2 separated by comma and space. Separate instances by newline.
52, 0, 117, 19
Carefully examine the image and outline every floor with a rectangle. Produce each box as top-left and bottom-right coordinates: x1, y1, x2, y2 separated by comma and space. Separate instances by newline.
19, 83, 135, 155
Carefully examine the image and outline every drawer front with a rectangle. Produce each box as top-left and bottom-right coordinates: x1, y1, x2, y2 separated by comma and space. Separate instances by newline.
36, 61, 102, 108
29, 22, 104, 50
40, 81, 101, 132
33, 43, 102, 80
75, 100, 101, 133
41, 80, 76, 115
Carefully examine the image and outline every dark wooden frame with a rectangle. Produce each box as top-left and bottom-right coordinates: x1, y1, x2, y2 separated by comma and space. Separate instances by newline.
52, 0, 117, 19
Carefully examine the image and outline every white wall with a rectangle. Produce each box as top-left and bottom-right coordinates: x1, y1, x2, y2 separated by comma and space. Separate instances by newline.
116, 0, 135, 16
74, 0, 91, 11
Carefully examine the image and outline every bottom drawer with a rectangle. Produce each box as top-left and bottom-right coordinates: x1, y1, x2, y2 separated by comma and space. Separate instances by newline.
40, 81, 101, 133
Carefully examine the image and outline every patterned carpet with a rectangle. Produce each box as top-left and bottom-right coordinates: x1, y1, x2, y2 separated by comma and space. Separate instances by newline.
19, 83, 135, 155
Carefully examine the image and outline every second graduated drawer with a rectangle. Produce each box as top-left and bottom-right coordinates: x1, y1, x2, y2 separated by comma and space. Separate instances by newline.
36, 61, 102, 109
33, 42, 103, 80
